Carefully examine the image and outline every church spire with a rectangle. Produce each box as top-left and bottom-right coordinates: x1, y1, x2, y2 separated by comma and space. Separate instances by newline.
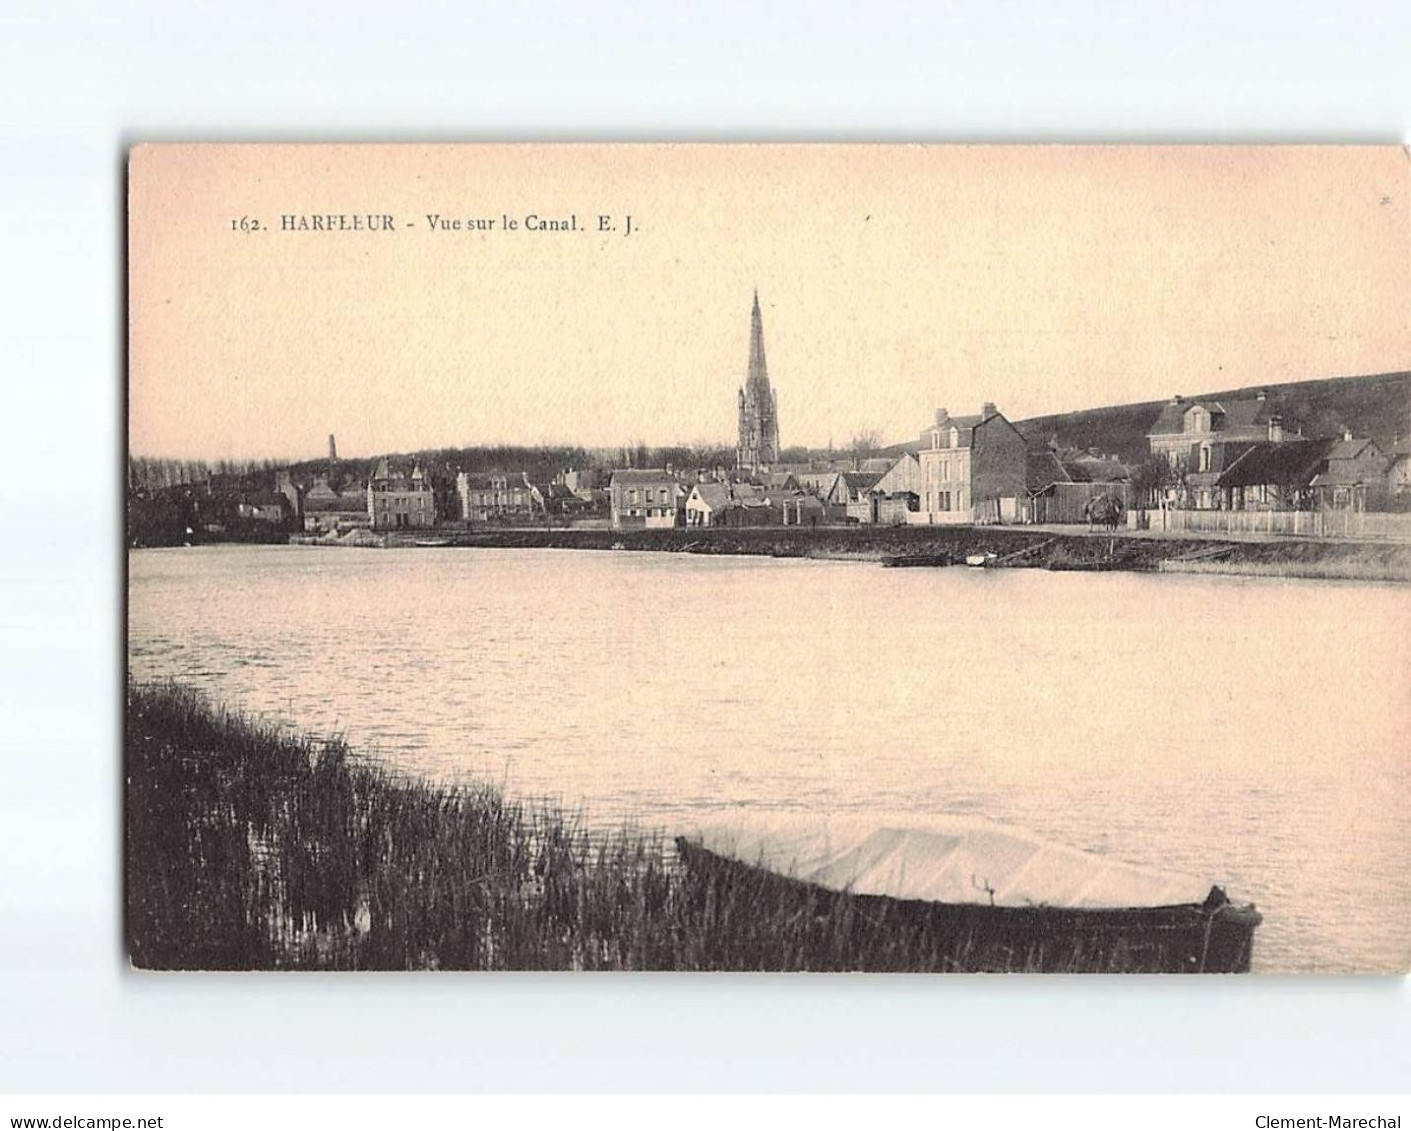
737, 291, 780, 473
748, 289, 768, 390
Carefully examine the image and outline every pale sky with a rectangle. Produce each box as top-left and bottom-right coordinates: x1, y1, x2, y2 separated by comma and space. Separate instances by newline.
129, 144, 1411, 460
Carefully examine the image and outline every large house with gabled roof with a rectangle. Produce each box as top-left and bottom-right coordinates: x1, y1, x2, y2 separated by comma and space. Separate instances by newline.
367, 458, 436, 530
1146, 391, 1299, 509
915, 403, 1029, 523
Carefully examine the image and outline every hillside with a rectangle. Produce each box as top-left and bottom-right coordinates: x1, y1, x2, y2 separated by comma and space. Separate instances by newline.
885, 371, 1410, 464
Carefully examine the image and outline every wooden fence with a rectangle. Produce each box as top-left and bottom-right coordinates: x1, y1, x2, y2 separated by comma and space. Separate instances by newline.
1152, 507, 1411, 541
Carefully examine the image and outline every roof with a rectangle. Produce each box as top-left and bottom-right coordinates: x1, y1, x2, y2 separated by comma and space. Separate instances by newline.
1149, 396, 1285, 437
681, 814, 1213, 910
690, 482, 733, 510
1309, 439, 1389, 488
370, 457, 428, 485
756, 471, 799, 490
460, 471, 532, 490
304, 490, 368, 514
1323, 438, 1380, 462
925, 414, 985, 449
1061, 456, 1130, 483
799, 471, 842, 493
609, 469, 679, 486
840, 471, 882, 491
1026, 450, 1072, 493
1215, 440, 1330, 490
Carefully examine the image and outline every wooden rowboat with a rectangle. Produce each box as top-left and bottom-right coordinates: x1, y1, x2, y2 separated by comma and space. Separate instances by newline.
881, 552, 955, 568
675, 815, 1261, 973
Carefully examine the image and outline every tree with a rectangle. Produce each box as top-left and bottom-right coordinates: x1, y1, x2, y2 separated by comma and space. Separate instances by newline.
1129, 454, 1176, 507
849, 430, 883, 460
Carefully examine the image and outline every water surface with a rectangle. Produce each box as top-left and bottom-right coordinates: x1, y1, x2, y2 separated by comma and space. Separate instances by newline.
128, 544, 1411, 972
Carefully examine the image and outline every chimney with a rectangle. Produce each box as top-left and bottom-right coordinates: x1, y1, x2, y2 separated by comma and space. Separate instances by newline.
1256, 390, 1267, 402
935, 408, 950, 429
1343, 427, 1353, 442
1268, 415, 1284, 442
328, 434, 338, 461
1171, 394, 1184, 405
981, 402, 998, 419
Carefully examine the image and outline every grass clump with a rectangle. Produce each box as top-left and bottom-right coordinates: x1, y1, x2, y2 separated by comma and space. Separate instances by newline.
126, 682, 1150, 972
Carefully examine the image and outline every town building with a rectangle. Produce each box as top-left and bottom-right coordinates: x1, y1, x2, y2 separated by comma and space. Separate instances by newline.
737, 292, 780, 472
752, 470, 799, 494
822, 471, 881, 510
852, 452, 923, 524
1307, 435, 1390, 512
916, 404, 1029, 523
609, 470, 685, 529
685, 481, 742, 527
1212, 439, 1328, 511
1146, 392, 1297, 509
794, 470, 842, 500
456, 471, 543, 524
302, 478, 372, 534
1387, 439, 1411, 499
558, 468, 602, 499
234, 493, 288, 525
367, 458, 436, 530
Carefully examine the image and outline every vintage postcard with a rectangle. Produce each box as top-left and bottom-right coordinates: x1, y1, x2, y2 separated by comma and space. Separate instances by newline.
126, 144, 1411, 973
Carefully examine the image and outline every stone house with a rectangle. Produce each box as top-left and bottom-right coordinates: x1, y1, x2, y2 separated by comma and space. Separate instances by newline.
367, 458, 436, 530
456, 471, 544, 524
916, 403, 1029, 524
609, 470, 685, 529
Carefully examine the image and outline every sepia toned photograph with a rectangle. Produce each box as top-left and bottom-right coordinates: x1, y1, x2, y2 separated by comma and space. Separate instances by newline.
125, 143, 1411, 974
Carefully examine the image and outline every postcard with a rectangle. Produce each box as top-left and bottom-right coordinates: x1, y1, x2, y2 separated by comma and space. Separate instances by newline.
126, 144, 1411, 972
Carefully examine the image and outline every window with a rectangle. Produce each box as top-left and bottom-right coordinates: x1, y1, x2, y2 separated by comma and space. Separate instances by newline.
1199, 444, 1211, 473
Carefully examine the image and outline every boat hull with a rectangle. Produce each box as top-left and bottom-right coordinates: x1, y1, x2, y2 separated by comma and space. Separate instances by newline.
674, 839, 1261, 973
881, 553, 955, 568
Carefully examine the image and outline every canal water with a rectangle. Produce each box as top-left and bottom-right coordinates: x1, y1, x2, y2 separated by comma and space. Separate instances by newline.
127, 544, 1411, 973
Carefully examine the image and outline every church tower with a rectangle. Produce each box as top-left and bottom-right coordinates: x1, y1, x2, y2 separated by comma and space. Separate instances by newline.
736, 291, 780, 472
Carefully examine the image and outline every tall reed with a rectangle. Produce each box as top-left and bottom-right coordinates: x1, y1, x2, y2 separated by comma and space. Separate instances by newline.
126, 682, 1144, 972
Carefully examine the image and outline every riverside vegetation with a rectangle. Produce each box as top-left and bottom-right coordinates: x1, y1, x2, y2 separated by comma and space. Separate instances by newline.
127, 683, 1158, 972
387, 525, 1411, 583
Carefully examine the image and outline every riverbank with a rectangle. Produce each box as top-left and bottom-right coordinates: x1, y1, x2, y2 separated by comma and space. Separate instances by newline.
127, 684, 1160, 972
363, 524, 1411, 583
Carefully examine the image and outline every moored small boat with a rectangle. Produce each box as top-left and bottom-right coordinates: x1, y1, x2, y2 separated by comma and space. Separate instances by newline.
881, 552, 955, 568
675, 815, 1261, 973
965, 552, 997, 568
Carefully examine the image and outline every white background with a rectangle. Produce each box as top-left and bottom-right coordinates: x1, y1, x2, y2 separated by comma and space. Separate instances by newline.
1, 0, 1408, 1094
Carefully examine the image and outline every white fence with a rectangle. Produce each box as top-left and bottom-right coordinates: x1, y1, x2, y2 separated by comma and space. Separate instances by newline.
1152, 507, 1411, 541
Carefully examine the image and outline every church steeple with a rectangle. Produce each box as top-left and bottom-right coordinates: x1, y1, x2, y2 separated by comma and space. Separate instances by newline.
747, 289, 768, 391
737, 290, 780, 473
